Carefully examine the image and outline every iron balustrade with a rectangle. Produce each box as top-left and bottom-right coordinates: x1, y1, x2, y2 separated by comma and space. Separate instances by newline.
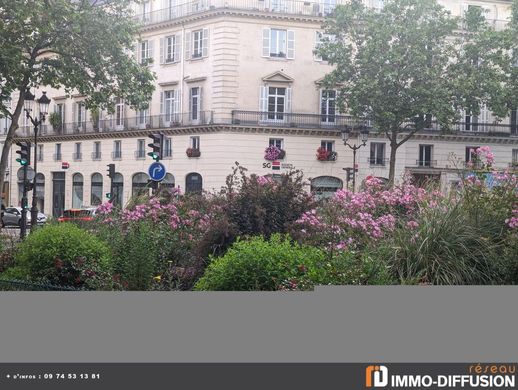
135, 150, 146, 159
72, 152, 82, 161
135, 0, 339, 26
112, 151, 122, 160
367, 157, 389, 166
53, 153, 62, 161
416, 160, 437, 168
91, 152, 102, 160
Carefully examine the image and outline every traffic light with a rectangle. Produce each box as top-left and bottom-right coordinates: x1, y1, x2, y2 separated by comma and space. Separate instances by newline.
106, 193, 112, 200
15, 142, 31, 166
147, 133, 163, 161
107, 164, 115, 179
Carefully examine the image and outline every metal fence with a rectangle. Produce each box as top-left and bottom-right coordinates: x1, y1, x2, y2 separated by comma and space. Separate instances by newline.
0, 278, 85, 291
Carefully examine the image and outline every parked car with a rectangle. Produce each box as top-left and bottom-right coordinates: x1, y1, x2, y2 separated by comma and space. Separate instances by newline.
1, 207, 47, 227
57, 208, 97, 223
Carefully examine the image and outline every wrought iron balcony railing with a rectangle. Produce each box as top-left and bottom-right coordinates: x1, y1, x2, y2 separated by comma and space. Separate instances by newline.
135, 150, 146, 159
112, 151, 122, 160
135, 0, 340, 26
72, 152, 82, 161
91, 152, 102, 161
416, 160, 437, 168
368, 157, 389, 166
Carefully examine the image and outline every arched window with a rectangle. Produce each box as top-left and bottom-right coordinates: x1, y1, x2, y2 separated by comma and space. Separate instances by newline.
132, 172, 149, 197
161, 173, 175, 192
112, 173, 124, 208
91, 173, 103, 206
35, 173, 45, 213
310, 176, 343, 200
185, 173, 202, 194
72, 173, 84, 208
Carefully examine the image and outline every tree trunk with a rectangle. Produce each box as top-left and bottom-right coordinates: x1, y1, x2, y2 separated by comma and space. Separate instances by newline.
0, 88, 27, 232
388, 138, 399, 188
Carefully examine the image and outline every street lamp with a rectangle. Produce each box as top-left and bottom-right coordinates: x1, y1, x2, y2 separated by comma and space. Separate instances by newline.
24, 89, 51, 234
341, 124, 369, 193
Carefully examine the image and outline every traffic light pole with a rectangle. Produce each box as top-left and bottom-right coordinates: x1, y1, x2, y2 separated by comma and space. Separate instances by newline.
20, 164, 28, 240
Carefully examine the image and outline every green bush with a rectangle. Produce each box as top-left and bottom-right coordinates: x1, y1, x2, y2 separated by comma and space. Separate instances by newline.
14, 223, 114, 289
194, 234, 393, 291
194, 234, 325, 291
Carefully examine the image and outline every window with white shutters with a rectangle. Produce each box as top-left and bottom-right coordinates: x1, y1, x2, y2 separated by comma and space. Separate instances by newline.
320, 90, 336, 123
187, 28, 209, 60
262, 29, 294, 59
189, 87, 201, 122
162, 35, 180, 63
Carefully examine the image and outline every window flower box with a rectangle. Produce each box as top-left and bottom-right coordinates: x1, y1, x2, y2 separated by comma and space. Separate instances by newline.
264, 145, 285, 161
316, 147, 337, 161
186, 148, 201, 158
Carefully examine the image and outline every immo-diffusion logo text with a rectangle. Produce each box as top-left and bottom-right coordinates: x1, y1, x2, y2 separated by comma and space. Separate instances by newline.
365, 364, 516, 388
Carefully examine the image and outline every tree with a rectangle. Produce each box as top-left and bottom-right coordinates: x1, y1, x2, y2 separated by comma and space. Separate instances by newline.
317, 0, 515, 186
0, 0, 155, 212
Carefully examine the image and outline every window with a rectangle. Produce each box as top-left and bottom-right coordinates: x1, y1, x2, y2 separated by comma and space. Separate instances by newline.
141, 1, 151, 21
418, 145, 433, 167
271, 0, 287, 12
138, 40, 153, 65
37, 145, 43, 162
465, 146, 480, 163
91, 173, 103, 206
115, 98, 125, 128
73, 142, 82, 161
261, 87, 291, 121
161, 34, 180, 64
320, 0, 337, 15
92, 141, 101, 160
161, 90, 180, 124
136, 139, 146, 159
163, 137, 172, 158
321, 140, 334, 152
35, 173, 45, 212
113, 140, 122, 160
137, 107, 149, 128
189, 87, 201, 122
0, 98, 11, 134
310, 176, 343, 200
54, 143, 62, 161
369, 142, 386, 166
74, 102, 86, 129
161, 173, 175, 191
72, 173, 84, 209
262, 29, 294, 59
185, 173, 203, 194
320, 90, 336, 123
512, 149, 518, 167
132, 173, 149, 197
186, 28, 209, 59
269, 138, 283, 149
190, 136, 200, 150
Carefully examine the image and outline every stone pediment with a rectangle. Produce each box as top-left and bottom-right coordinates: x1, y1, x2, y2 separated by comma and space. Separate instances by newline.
262, 71, 294, 83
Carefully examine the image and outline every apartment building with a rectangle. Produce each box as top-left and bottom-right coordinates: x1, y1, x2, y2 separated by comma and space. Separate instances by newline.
5, 0, 518, 217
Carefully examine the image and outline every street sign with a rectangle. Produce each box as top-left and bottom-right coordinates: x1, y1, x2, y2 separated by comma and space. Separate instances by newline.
148, 162, 166, 182
62, 162, 70, 169
17, 167, 35, 181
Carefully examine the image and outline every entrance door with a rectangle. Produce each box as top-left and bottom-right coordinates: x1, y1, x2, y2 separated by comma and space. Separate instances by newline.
52, 172, 65, 217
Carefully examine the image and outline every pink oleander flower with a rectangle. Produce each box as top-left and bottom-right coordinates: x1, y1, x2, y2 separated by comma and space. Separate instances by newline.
96, 202, 113, 215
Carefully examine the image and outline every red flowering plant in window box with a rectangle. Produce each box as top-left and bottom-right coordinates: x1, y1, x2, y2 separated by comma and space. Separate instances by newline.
316, 147, 337, 161
264, 145, 285, 161
186, 148, 201, 157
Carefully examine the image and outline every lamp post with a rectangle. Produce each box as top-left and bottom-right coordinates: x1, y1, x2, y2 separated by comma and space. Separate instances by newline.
341, 124, 369, 193
24, 89, 51, 233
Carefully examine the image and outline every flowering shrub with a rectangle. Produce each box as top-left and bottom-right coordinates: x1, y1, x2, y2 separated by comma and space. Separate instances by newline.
186, 148, 201, 157
293, 176, 434, 251
316, 147, 337, 161
465, 146, 495, 170
264, 145, 285, 161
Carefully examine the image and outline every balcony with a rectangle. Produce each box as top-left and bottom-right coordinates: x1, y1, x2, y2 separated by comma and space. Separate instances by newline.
112, 151, 122, 160
91, 152, 102, 161
15, 111, 214, 138
232, 110, 358, 130
72, 152, 83, 161
53, 153, 62, 161
368, 157, 388, 166
135, 0, 340, 26
415, 160, 437, 168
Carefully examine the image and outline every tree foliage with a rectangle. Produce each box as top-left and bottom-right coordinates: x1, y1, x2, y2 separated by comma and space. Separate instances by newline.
0, 0, 155, 209
317, 0, 518, 185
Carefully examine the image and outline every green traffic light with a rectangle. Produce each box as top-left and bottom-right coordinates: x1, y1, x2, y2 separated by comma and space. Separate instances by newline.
147, 152, 159, 161
106, 193, 111, 199
16, 158, 28, 166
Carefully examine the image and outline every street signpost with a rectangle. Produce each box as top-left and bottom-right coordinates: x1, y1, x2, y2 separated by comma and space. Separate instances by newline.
148, 162, 166, 182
